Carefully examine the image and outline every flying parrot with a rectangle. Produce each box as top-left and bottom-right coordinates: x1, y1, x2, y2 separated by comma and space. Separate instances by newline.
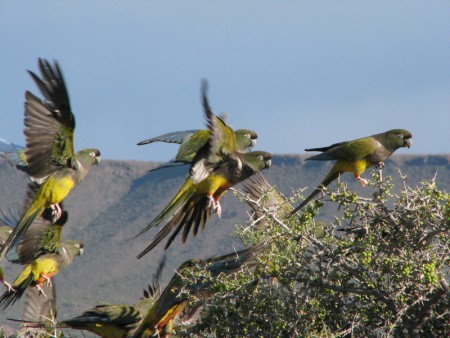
0, 237, 84, 309
57, 256, 166, 338
137, 127, 257, 172
0, 58, 100, 262
132, 243, 264, 338
135, 82, 271, 257
288, 129, 412, 217
59, 285, 160, 338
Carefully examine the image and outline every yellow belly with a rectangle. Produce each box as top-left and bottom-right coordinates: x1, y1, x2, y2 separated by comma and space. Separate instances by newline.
333, 159, 369, 177
39, 175, 76, 206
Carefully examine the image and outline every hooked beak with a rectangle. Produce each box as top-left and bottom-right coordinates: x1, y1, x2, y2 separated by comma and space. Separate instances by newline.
265, 159, 272, 170
79, 247, 84, 256
405, 138, 412, 149
95, 156, 101, 165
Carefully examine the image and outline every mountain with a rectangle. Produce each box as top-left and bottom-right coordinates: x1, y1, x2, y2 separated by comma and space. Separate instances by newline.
1, 154, 449, 334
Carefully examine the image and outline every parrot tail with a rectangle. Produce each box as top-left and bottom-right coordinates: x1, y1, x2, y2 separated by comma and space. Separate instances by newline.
134, 178, 195, 239
137, 195, 211, 258
0, 273, 33, 310
287, 171, 340, 218
0, 205, 44, 262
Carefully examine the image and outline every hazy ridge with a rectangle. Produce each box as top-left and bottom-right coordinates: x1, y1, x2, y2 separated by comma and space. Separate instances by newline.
1, 154, 449, 334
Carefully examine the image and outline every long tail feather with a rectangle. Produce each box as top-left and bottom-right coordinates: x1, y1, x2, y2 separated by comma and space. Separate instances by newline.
0, 205, 44, 262
134, 178, 194, 238
0, 274, 33, 309
287, 170, 340, 218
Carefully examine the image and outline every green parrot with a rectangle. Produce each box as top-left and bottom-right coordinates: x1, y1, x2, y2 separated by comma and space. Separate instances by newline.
0, 198, 83, 309
132, 244, 264, 338
0, 238, 84, 309
60, 286, 159, 338
0, 58, 101, 262
288, 129, 412, 217
57, 256, 166, 338
136, 82, 271, 257
138, 127, 257, 172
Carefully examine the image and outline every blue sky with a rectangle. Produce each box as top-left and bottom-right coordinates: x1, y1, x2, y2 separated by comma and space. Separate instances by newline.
1, 1, 449, 161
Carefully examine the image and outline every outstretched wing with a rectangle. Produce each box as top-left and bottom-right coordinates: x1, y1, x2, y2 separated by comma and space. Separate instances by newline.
189, 80, 237, 184
25, 58, 76, 181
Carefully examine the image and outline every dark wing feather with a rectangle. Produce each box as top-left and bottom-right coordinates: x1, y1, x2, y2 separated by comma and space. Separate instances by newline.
25, 58, 76, 180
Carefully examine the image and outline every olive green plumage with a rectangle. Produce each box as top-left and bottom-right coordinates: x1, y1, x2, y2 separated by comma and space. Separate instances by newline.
288, 129, 412, 216
132, 244, 264, 337
0, 237, 83, 310
136, 82, 271, 257
138, 127, 257, 172
0, 58, 100, 262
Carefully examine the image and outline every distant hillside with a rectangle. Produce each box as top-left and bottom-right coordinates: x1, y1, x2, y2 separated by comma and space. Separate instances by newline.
1, 154, 449, 335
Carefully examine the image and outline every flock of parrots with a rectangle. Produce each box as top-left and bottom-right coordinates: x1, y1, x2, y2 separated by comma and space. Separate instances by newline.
0, 58, 412, 337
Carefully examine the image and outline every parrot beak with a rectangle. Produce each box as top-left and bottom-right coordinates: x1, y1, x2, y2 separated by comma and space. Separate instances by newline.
264, 159, 272, 170
405, 138, 412, 148
79, 247, 84, 256
95, 156, 101, 165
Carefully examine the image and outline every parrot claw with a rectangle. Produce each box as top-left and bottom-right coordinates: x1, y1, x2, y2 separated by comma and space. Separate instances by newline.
357, 177, 368, 187
206, 196, 222, 217
377, 162, 385, 169
2, 281, 15, 293
206, 195, 216, 209
42, 274, 53, 288
36, 285, 48, 298
215, 201, 222, 218
51, 203, 62, 222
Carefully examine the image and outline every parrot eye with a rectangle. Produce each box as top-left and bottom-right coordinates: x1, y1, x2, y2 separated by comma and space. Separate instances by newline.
89, 151, 96, 157
397, 134, 404, 139
75, 243, 80, 248
245, 134, 251, 139
257, 155, 264, 161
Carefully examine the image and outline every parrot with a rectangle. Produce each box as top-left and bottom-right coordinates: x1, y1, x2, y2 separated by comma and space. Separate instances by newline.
136, 81, 271, 257
288, 129, 412, 217
138, 128, 257, 172
132, 243, 264, 337
0, 58, 100, 262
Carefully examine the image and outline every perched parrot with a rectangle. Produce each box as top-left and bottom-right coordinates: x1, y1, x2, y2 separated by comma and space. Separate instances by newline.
137, 128, 257, 172
136, 82, 271, 257
132, 244, 264, 338
0, 58, 101, 262
288, 129, 412, 217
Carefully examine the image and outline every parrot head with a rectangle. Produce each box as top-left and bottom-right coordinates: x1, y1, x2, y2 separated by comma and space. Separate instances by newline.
76, 148, 101, 166
244, 151, 272, 173
235, 129, 258, 150
384, 129, 413, 150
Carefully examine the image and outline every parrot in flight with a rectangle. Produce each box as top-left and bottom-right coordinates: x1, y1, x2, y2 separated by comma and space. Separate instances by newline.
0, 58, 100, 262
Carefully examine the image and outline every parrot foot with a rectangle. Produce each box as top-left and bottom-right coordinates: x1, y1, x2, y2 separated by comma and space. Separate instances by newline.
42, 274, 53, 288
2, 280, 15, 293
215, 200, 222, 218
206, 195, 216, 209
206, 196, 222, 218
356, 177, 368, 187
377, 162, 385, 169
36, 285, 48, 298
51, 203, 62, 222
